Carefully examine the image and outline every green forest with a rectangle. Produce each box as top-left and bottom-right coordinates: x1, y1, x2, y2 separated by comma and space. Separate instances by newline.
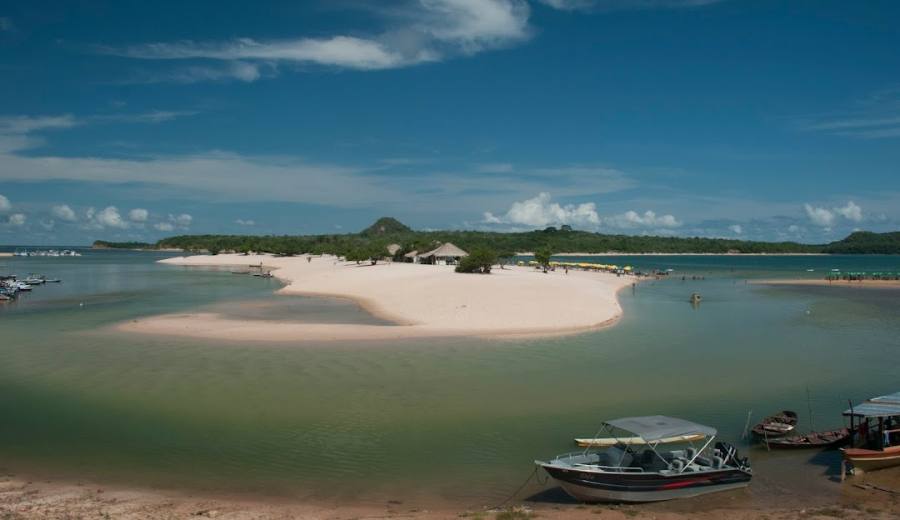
92, 218, 900, 256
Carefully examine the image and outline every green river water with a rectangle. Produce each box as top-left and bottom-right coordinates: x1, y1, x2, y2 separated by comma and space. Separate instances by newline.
0, 249, 898, 508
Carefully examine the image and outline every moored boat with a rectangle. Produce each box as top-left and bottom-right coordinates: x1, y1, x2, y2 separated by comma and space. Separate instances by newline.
751, 410, 798, 438
537, 416, 752, 503
764, 428, 850, 449
842, 391, 900, 474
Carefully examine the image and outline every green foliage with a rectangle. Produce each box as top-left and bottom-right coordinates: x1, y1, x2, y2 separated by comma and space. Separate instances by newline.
92, 240, 152, 249
534, 246, 553, 269
455, 248, 498, 274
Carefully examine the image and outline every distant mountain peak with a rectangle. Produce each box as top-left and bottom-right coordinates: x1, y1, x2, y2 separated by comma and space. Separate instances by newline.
361, 217, 411, 236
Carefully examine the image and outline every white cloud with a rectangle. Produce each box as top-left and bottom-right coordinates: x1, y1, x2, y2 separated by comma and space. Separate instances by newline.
169, 213, 192, 228
0, 114, 79, 135
798, 89, 900, 140
0, 194, 10, 212
128, 208, 149, 222
7, 213, 26, 226
96, 110, 200, 124
804, 204, 834, 227
729, 224, 743, 234
605, 210, 681, 229
51, 204, 78, 222
538, 0, 596, 10
0, 121, 636, 211
154, 222, 175, 232
235, 219, 255, 226
483, 192, 600, 227
106, 0, 530, 78
834, 201, 862, 222
138, 62, 263, 84
93, 206, 129, 229
39, 219, 55, 231
539, 0, 723, 11
804, 201, 864, 227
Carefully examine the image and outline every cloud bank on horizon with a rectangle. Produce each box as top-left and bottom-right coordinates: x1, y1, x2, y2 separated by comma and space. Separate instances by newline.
1, 0, 899, 244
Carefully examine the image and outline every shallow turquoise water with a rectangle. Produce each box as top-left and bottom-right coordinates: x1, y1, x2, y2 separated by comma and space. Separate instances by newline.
0, 250, 898, 507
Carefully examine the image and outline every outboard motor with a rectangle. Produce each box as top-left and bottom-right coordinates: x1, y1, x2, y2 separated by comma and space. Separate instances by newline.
715, 441, 751, 471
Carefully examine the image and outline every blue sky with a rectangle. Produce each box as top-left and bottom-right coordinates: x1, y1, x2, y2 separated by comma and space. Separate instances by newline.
1, 0, 899, 245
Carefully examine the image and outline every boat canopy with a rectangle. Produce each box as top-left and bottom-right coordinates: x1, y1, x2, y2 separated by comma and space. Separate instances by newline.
604, 416, 717, 442
844, 391, 900, 418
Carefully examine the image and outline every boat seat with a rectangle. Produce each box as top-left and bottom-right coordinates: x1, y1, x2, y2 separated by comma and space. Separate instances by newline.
600, 446, 634, 468
712, 456, 725, 469
695, 456, 713, 467
664, 450, 686, 460
685, 447, 697, 460
638, 450, 669, 471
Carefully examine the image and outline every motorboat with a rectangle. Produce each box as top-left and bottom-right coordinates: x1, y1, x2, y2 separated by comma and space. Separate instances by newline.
23, 275, 46, 285
536, 416, 752, 503
15, 282, 32, 291
843, 391, 900, 474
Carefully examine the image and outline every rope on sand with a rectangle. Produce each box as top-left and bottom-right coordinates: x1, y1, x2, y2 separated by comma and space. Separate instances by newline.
491, 466, 540, 510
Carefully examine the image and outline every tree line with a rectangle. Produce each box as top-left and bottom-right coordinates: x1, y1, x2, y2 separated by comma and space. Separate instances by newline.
91, 223, 900, 256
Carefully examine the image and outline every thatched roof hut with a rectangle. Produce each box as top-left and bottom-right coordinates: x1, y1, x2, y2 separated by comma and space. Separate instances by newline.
418, 242, 468, 264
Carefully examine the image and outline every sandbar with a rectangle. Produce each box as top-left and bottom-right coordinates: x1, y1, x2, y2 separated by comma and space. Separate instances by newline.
118, 253, 637, 342
753, 279, 900, 289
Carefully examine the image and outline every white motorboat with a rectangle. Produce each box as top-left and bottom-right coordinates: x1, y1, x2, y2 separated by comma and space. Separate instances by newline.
536, 416, 752, 503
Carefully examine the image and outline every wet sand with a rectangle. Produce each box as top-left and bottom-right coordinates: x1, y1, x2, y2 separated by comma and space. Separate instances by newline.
118, 253, 637, 342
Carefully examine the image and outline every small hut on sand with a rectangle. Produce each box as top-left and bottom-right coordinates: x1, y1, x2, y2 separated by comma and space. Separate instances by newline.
403, 250, 419, 263
417, 243, 468, 265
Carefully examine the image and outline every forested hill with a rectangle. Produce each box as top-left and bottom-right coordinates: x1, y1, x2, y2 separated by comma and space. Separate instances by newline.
820, 231, 900, 254
91, 219, 900, 256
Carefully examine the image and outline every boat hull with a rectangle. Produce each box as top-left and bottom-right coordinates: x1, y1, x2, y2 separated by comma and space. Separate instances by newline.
539, 465, 751, 503
844, 447, 900, 473
765, 428, 850, 450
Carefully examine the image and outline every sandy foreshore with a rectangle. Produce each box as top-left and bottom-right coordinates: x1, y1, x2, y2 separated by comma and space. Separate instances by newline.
2, 471, 899, 520
754, 279, 900, 289
118, 254, 637, 342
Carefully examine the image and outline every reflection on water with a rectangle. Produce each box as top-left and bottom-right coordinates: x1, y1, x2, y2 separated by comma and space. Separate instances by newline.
0, 251, 899, 508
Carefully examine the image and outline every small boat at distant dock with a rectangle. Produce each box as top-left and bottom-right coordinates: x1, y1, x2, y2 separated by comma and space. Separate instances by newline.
752, 410, 798, 439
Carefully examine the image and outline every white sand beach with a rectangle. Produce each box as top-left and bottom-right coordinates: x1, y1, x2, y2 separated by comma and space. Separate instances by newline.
118, 253, 637, 342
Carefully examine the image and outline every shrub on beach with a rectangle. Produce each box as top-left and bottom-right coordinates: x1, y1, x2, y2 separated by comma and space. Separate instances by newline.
455, 248, 498, 274
534, 246, 553, 272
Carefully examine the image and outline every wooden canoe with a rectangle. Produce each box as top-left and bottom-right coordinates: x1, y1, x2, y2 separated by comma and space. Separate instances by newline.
751, 410, 798, 438
764, 428, 849, 449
